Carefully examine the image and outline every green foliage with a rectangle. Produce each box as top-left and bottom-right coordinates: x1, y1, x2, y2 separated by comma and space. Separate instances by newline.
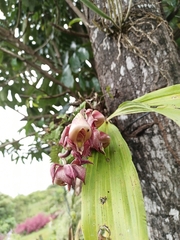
82, 122, 148, 239
12, 226, 54, 240
80, 0, 120, 29
13, 186, 64, 223
43, 101, 86, 164
162, 0, 180, 47
13, 185, 81, 240
0, 185, 81, 238
0, 193, 16, 233
0, 0, 100, 162
108, 84, 180, 126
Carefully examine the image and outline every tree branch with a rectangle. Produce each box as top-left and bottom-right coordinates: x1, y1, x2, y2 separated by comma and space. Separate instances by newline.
0, 26, 61, 74
19, 91, 70, 99
50, 40, 63, 66
0, 46, 68, 89
0, 47, 24, 60
0, 131, 41, 149
34, 33, 53, 53
21, 114, 59, 121
52, 23, 89, 38
24, 58, 67, 88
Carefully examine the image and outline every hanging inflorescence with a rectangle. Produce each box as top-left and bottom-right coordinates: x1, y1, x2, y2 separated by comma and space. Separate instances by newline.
50, 109, 110, 190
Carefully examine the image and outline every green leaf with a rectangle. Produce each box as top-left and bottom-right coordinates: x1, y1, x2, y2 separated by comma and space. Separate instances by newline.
50, 145, 61, 163
152, 106, 180, 126
24, 121, 35, 135
61, 65, 74, 88
0, 51, 4, 64
108, 84, 180, 126
79, 0, 120, 29
107, 101, 153, 120
10, 58, 23, 71
68, 18, 82, 27
133, 84, 180, 106
0, 0, 7, 15
0, 90, 6, 102
133, 84, 180, 125
91, 77, 101, 92
22, 0, 41, 11
82, 122, 148, 240
79, 76, 86, 91
77, 47, 89, 62
69, 53, 81, 73
22, 18, 30, 44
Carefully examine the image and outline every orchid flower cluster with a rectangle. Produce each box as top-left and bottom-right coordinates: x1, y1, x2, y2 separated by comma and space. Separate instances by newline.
50, 109, 110, 190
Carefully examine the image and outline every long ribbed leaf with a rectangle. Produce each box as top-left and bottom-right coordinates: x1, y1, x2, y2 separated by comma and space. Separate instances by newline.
133, 84, 180, 106
107, 101, 153, 120
108, 84, 180, 126
81, 122, 148, 240
79, 0, 119, 29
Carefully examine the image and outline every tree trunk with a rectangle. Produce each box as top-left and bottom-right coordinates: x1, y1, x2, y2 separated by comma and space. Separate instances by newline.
84, 1, 180, 239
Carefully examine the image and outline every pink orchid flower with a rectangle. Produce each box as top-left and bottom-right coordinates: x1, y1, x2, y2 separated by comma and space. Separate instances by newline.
59, 112, 92, 154
50, 163, 86, 190
51, 109, 110, 190
69, 112, 92, 152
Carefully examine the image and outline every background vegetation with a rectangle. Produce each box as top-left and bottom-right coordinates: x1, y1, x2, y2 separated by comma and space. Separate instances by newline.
0, 185, 82, 239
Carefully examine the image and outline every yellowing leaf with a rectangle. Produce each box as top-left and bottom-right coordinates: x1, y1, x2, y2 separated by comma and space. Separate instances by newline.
81, 122, 148, 240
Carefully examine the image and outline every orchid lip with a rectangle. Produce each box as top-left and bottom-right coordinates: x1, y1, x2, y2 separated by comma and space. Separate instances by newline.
69, 112, 92, 144
77, 129, 86, 141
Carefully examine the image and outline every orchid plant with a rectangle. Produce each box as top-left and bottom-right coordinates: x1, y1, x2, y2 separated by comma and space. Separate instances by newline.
50, 109, 110, 190
50, 84, 180, 239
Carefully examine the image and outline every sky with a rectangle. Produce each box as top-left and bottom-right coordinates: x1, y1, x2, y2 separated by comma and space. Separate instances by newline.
0, 107, 52, 198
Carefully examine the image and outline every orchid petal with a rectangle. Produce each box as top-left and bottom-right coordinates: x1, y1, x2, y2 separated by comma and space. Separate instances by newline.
69, 112, 92, 150
73, 164, 86, 183
86, 109, 105, 128
59, 125, 71, 147
92, 110, 105, 128
58, 149, 71, 158
99, 131, 111, 148
64, 164, 77, 180
72, 158, 93, 165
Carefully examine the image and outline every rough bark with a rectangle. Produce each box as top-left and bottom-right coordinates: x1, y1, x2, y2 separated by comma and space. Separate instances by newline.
84, 1, 180, 239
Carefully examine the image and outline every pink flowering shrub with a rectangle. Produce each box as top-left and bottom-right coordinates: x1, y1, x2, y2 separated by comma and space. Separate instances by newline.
0, 234, 5, 240
15, 213, 50, 235
50, 109, 111, 190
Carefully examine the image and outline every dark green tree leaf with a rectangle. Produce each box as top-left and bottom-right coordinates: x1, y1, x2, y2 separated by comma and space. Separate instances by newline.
69, 53, 81, 73
61, 65, 74, 88
77, 47, 89, 62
